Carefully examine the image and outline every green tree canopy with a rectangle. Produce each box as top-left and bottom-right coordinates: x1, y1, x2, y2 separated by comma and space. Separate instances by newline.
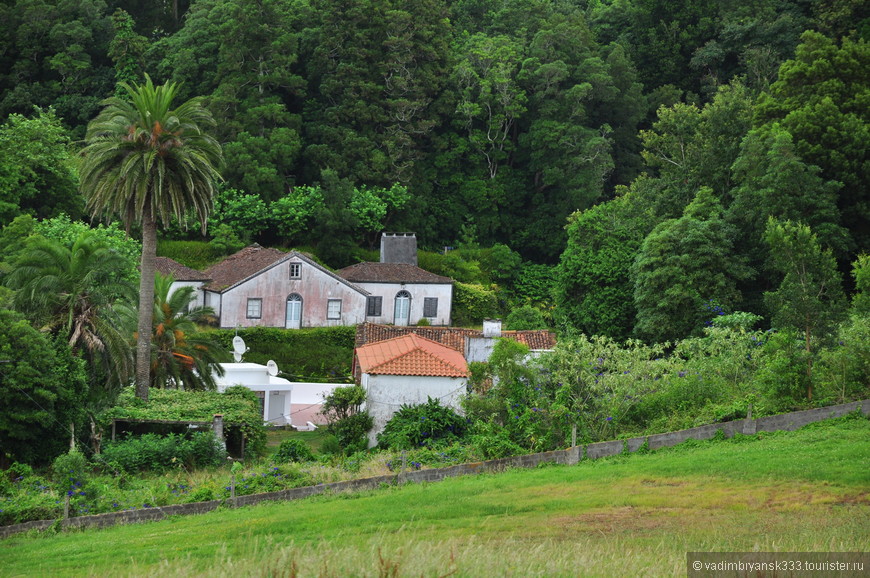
632, 187, 752, 343
0, 309, 88, 466
0, 108, 81, 226
763, 217, 847, 400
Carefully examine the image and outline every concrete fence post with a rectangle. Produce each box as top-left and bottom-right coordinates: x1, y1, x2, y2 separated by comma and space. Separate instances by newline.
742, 404, 756, 435
212, 414, 226, 451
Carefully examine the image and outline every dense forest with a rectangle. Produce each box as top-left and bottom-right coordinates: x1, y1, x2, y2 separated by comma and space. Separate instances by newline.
0, 0, 867, 341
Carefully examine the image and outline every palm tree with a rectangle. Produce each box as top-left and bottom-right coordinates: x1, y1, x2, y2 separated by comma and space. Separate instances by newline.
144, 272, 227, 391
7, 233, 136, 448
80, 75, 223, 401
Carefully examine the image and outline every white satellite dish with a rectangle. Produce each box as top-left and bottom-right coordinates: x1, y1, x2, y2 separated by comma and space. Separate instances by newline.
266, 360, 279, 377
232, 336, 247, 354
232, 336, 248, 362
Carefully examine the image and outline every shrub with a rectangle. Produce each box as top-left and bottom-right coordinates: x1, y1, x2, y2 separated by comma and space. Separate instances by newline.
452, 282, 499, 326
469, 422, 526, 459
101, 432, 225, 473
505, 305, 548, 330
213, 326, 355, 381
331, 412, 374, 454
377, 398, 468, 450
157, 239, 222, 271
273, 438, 315, 463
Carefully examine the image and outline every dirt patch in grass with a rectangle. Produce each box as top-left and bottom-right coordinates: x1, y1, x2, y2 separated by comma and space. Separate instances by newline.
553, 506, 674, 535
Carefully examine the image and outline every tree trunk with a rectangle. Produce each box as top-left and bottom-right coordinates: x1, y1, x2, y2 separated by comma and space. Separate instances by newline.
135, 210, 157, 401
805, 325, 813, 402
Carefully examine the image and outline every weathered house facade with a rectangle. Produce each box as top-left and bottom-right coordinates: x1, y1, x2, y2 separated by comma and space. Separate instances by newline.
155, 233, 453, 329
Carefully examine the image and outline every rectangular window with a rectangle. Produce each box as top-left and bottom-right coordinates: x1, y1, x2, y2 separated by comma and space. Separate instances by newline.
366, 296, 383, 317
289, 263, 301, 279
423, 297, 438, 318
246, 298, 262, 319
327, 299, 342, 319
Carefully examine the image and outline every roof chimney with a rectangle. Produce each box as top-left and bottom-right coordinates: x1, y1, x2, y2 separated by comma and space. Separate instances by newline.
483, 318, 502, 338
380, 232, 417, 266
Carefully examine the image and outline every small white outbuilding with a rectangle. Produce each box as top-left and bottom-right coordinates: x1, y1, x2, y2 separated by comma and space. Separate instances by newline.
214, 362, 294, 426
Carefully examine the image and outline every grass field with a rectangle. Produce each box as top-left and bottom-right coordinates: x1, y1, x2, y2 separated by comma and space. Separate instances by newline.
2, 416, 868, 577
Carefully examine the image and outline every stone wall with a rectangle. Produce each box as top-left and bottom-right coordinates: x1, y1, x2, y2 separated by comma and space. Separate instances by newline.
2, 399, 866, 540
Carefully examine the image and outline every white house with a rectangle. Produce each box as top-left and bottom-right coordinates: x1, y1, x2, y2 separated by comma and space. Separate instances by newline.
155, 234, 453, 329
337, 233, 453, 326
354, 333, 468, 446
214, 362, 294, 426
154, 257, 210, 310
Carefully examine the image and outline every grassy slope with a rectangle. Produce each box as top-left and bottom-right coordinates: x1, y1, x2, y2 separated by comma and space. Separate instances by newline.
3, 417, 869, 577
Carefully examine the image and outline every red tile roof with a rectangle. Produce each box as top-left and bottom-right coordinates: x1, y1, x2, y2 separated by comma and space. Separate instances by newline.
154, 257, 209, 282
355, 334, 468, 377
355, 322, 556, 353
337, 262, 452, 284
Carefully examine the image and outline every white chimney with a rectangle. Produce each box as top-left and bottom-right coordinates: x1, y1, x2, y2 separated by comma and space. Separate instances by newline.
483, 318, 502, 338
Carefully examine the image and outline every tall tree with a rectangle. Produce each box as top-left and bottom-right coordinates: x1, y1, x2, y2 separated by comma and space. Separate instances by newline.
0, 108, 82, 226
7, 233, 134, 371
80, 75, 222, 401
763, 217, 847, 400
556, 188, 656, 340
632, 187, 751, 343
754, 32, 869, 254
5, 232, 135, 440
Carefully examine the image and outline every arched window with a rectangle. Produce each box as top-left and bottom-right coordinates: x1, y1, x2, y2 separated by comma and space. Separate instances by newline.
394, 290, 411, 326
285, 294, 303, 329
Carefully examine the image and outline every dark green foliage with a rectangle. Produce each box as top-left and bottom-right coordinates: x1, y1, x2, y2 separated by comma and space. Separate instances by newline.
556, 190, 655, 340
101, 432, 226, 473
505, 305, 548, 331
329, 413, 373, 455
0, 108, 82, 225
754, 32, 870, 254
213, 326, 355, 381
273, 438, 316, 463
320, 384, 372, 454
632, 188, 752, 343
377, 397, 468, 450
0, 309, 88, 467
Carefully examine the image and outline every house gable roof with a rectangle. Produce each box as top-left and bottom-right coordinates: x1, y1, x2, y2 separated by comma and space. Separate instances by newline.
355, 322, 557, 353
356, 334, 468, 377
203, 244, 368, 295
337, 262, 452, 284
154, 257, 210, 282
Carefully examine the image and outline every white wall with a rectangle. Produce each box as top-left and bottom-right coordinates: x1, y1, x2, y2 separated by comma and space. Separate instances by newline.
363, 373, 467, 447
354, 282, 453, 326
168, 280, 206, 310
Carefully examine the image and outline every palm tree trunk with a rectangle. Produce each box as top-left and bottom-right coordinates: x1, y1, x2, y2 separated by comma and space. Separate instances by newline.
135, 210, 157, 401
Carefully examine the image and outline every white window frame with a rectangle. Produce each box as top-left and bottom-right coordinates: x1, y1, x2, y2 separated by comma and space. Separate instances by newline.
246, 298, 262, 319
289, 262, 301, 279
327, 299, 342, 320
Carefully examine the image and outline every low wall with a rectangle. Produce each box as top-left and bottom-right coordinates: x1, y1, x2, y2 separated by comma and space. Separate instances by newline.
2, 399, 866, 539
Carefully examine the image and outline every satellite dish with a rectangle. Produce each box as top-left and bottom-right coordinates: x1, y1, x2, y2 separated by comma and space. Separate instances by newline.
232, 336, 247, 354
266, 360, 279, 377
233, 352, 243, 362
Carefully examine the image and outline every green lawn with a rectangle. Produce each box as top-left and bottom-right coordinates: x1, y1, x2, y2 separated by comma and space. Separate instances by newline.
264, 427, 331, 455
3, 417, 869, 577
